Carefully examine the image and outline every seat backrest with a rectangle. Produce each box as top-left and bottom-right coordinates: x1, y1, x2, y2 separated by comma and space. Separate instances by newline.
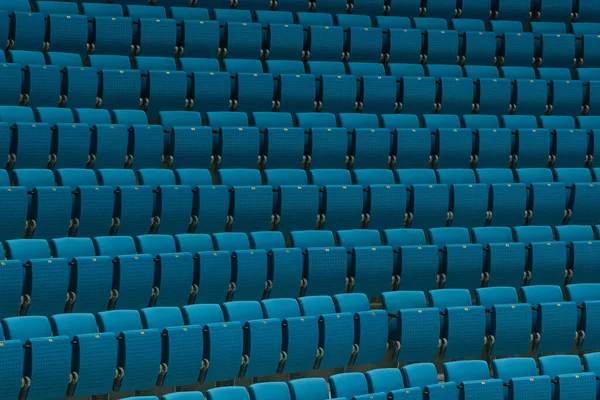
333, 293, 371, 313
492, 357, 538, 381
402, 362, 440, 388
512, 225, 554, 244
50, 313, 98, 339
260, 298, 302, 319
97, 309, 143, 334
329, 372, 369, 399
2, 316, 52, 341
298, 296, 336, 316
249, 382, 291, 400
140, 307, 184, 330
207, 387, 250, 400
429, 227, 471, 247
212, 232, 251, 252
475, 287, 519, 309
174, 234, 214, 253
182, 304, 225, 326
382, 290, 428, 312
538, 355, 582, 378
382, 229, 427, 247
136, 235, 177, 256
429, 288, 472, 309
5, 239, 50, 260
93, 236, 137, 258
471, 227, 514, 245
444, 360, 490, 383
289, 230, 335, 249
521, 285, 564, 305
222, 301, 264, 324
288, 378, 329, 400
365, 368, 405, 393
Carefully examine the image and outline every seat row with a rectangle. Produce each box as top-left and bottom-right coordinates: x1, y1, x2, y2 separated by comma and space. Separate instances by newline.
0, 295, 389, 398
383, 283, 600, 361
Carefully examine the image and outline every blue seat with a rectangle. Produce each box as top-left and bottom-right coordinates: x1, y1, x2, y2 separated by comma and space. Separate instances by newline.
2, 316, 71, 399
249, 231, 303, 299
433, 127, 473, 168
97, 310, 161, 392
249, 382, 291, 400
537, 33, 576, 68
548, 79, 583, 117
290, 230, 348, 296
414, 18, 448, 32
307, 25, 344, 61
352, 169, 406, 230
405, 178, 449, 230
492, 357, 541, 399
366, 368, 422, 399
386, 28, 423, 64
521, 286, 577, 354
219, 169, 273, 233
318, 74, 357, 113
260, 299, 319, 374
182, 304, 243, 383
476, 286, 533, 357
333, 293, 388, 365
386, 62, 424, 79
190, 72, 231, 115
340, 114, 391, 169
551, 127, 589, 168
277, 74, 316, 113
515, 169, 566, 226
345, 25, 383, 63
424, 30, 459, 64
437, 77, 474, 115
513, 226, 567, 286
539, 355, 596, 398
359, 75, 397, 115
499, 32, 535, 66
426, 63, 463, 78
557, 219, 600, 283
288, 378, 329, 400
265, 22, 304, 60
234, 73, 273, 114
399, 77, 438, 115
475, 78, 512, 116
263, 169, 319, 233
179, 19, 219, 58
461, 30, 497, 65
336, 230, 393, 297
309, 169, 364, 231
298, 296, 354, 370
253, 113, 306, 169
403, 362, 458, 400
45, 13, 88, 57
512, 128, 551, 168
299, 116, 345, 168
383, 229, 439, 291
207, 387, 249, 400
566, 283, 600, 351
444, 360, 504, 400
329, 372, 369, 399
10, 11, 45, 51
99, 68, 142, 111
55, 169, 113, 238
50, 313, 117, 397
159, 111, 212, 169
381, 291, 440, 362
429, 289, 486, 360
209, 113, 260, 169
0, 169, 26, 242
12, 169, 72, 240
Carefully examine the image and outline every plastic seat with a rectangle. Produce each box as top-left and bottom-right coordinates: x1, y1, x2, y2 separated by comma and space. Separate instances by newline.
329, 372, 369, 399
288, 378, 329, 400
537, 33, 576, 68
437, 77, 474, 115
318, 74, 357, 114
512, 128, 551, 168
190, 72, 231, 115
98, 68, 142, 111
404, 176, 449, 230
381, 291, 440, 362
97, 310, 161, 392
475, 78, 512, 116
399, 77, 437, 115
424, 30, 459, 64
566, 283, 600, 351
277, 73, 316, 113
299, 118, 346, 168
515, 169, 566, 226
207, 387, 250, 400
46, 13, 88, 57
159, 111, 212, 169
462, 30, 497, 65
10, 11, 45, 51
182, 304, 243, 383
309, 169, 363, 231
548, 79, 583, 117
345, 25, 383, 63
499, 32, 535, 67
403, 362, 458, 400
513, 226, 567, 286
298, 296, 354, 370
539, 355, 596, 398
444, 360, 504, 400
290, 230, 348, 297
260, 299, 319, 374
475, 286, 532, 356
472, 226, 526, 287
307, 25, 344, 62
366, 368, 422, 399
263, 169, 318, 233
234, 73, 274, 113
386, 28, 422, 64
521, 286, 577, 354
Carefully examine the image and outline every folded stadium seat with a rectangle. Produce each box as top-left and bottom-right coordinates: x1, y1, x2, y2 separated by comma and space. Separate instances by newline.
535, 33, 576, 68
298, 296, 355, 370
88, 9, 133, 56
96, 169, 153, 237
436, 77, 475, 115
92, 60, 142, 111
380, 114, 431, 169
462, 114, 500, 129
255, 10, 294, 25
456, 0, 491, 19
402, 362, 459, 400
55, 168, 114, 237
109, 110, 162, 170
336, 230, 393, 297
274, 73, 316, 113
333, 293, 388, 365
4, 239, 67, 316
9, 9, 45, 51
96, 310, 161, 393
515, 168, 566, 225
222, 301, 282, 378
521, 285, 577, 354
136, 235, 194, 307
584, 353, 600, 395
136, 169, 194, 235
538, 355, 596, 398
436, 169, 489, 229
474, 77, 512, 116
178, 15, 219, 58
573, 33, 600, 68
12, 169, 72, 240
248, 231, 303, 298
139, 307, 203, 387
382, 228, 439, 290
550, 125, 590, 168
429, 227, 484, 290
263, 169, 319, 233
0, 239, 23, 318
460, 30, 497, 66
335, 15, 383, 63
266, 60, 305, 76
2, 316, 71, 399
444, 360, 504, 399
557, 223, 600, 284
0, 168, 24, 240
313, 0, 349, 13
358, 75, 398, 114
182, 304, 244, 382
463, 65, 500, 79
207, 387, 249, 400
365, 368, 422, 399
381, 291, 441, 362
303, 23, 343, 62
557, 168, 600, 225
471, 123, 512, 168
218, 169, 273, 233
49, 313, 117, 398
396, 169, 449, 230
50, 237, 112, 313
351, 0, 387, 16
289, 230, 348, 296
339, 113, 391, 168
568, 284, 600, 351
329, 372, 369, 399
386, 62, 424, 79
512, 78, 549, 116
206, 112, 260, 169
288, 378, 330, 400
385, 28, 423, 64
491, 0, 531, 22
188, 71, 231, 115
252, 113, 306, 168
423, 30, 459, 65
296, 113, 345, 167
317, 74, 357, 113
475, 286, 533, 356
539, 115, 576, 130
92, 235, 154, 309
233, 72, 274, 113
399, 77, 438, 114
43, 55, 99, 109
492, 357, 546, 399
308, 169, 364, 231
222, 21, 262, 60
44, 12, 88, 57
423, 0, 458, 18
510, 127, 552, 169
260, 298, 319, 374
532, 0, 573, 21
498, 32, 535, 67
584, 80, 600, 117
413, 17, 448, 31
352, 169, 406, 230
174, 169, 229, 235
264, 22, 304, 61
249, 382, 291, 400
425, 64, 463, 78
424, 118, 472, 168
159, 111, 212, 169
0, 106, 44, 167
429, 288, 486, 360
36, 1, 78, 15
213, 232, 268, 301
472, 226, 526, 287
76, 112, 126, 169
173, 233, 230, 304
547, 79, 584, 117
0, 62, 23, 106
7, 50, 61, 107
513, 225, 566, 286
